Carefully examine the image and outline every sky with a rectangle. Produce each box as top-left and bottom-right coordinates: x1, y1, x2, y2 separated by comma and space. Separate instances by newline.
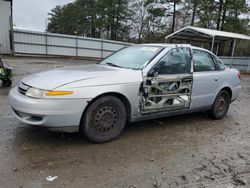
13, 0, 74, 31
12, 0, 250, 32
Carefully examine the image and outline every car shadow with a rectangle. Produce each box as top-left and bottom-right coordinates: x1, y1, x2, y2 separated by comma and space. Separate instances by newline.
12, 111, 213, 146
8, 111, 230, 172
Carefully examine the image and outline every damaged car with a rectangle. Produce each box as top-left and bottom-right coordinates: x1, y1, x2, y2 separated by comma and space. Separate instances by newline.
9, 44, 241, 142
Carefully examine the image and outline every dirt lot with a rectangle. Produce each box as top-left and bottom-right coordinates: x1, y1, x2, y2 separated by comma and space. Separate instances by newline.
0, 57, 250, 188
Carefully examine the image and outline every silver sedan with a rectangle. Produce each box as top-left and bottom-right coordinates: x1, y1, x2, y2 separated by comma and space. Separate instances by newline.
9, 44, 241, 142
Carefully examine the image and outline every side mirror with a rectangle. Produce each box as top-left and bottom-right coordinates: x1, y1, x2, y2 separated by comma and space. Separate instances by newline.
147, 66, 160, 77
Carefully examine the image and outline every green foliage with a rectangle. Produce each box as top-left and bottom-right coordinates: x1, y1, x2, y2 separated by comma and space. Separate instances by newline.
47, 0, 250, 55
48, 0, 129, 40
196, 0, 217, 28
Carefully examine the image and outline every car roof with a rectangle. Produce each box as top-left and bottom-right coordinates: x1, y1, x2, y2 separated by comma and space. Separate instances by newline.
137, 43, 212, 54
139, 43, 191, 48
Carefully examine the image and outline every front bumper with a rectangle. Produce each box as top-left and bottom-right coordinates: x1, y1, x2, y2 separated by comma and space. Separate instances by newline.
9, 87, 90, 131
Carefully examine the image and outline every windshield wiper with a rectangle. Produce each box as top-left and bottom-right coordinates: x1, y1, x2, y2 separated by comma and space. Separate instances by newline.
105, 62, 123, 68
104, 62, 139, 70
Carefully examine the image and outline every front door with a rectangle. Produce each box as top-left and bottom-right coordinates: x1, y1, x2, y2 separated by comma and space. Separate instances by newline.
139, 47, 193, 114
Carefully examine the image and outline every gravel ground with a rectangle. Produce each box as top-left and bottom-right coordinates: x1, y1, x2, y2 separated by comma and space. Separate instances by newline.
0, 57, 250, 188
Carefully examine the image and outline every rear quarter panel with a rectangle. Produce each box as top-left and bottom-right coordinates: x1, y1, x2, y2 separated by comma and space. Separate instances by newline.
225, 68, 241, 101
213, 68, 240, 102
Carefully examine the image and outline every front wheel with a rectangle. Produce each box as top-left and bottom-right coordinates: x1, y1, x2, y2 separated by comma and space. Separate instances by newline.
81, 96, 127, 143
208, 90, 231, 119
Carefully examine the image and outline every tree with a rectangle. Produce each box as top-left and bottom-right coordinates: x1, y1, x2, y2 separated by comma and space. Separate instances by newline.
142, 0, 171, 42
196, 0, 217, 28
48, 2, 94, 36
170, 0, 181, 33
173, 0, 199, 29
47, 0, 250, 45
47, 0, 129, 40
97, 0, 129, 40
74, 0, 98, 37
47, 5, 65, 34
129, 0, 148, 42
189, 0, 200, 26
215, 0, 224, 30
221, 0, 249, 33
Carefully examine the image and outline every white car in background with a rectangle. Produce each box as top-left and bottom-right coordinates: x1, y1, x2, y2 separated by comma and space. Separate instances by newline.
9, 44, 241, 142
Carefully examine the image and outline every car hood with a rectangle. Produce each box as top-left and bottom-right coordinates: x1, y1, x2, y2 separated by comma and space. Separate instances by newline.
21, 64, 142, 90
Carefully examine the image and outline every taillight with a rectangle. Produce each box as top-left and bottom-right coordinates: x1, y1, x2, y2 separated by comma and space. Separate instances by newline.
237, 72, 241, 80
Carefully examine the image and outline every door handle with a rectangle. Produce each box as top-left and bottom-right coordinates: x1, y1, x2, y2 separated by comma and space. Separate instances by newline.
182, 76, 193, 82
214, 78, 219, 81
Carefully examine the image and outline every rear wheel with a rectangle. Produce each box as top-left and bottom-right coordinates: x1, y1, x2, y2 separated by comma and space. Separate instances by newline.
208, 90, 231, 119
81, 96, 127, 143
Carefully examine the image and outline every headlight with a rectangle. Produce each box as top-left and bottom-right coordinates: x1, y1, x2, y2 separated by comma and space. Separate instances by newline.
25, 88, 48, 98
25, 88, 74, 98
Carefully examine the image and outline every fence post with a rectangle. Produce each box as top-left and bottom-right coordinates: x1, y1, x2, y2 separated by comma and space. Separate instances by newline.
10, 14, 15, 56
101, 38, 104, 59
45, 32, 48, 57
76, 36, 78, 57
11, 29, 15, 56
248, 59, 250, 72
230, 39, 236, 68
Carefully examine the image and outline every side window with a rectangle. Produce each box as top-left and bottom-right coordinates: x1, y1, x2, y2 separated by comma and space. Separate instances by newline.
153, 48, 191, 75
211, 55, 225, 70
193, 50, 216, 72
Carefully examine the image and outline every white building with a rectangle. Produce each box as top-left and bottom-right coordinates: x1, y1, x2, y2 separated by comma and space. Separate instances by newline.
0, 0, 12, 54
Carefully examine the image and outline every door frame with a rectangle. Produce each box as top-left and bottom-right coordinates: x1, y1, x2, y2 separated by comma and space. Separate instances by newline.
139, 46, 194, 114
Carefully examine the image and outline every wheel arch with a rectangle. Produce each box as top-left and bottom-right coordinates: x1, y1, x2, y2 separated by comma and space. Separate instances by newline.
80, 92, 132, 126
220, 86, 232, 100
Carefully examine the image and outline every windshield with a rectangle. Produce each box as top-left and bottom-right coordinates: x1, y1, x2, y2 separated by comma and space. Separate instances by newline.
99, 46, 163, 69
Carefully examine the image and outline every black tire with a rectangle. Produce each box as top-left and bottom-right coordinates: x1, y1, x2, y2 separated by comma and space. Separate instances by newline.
81, 96, 127, 143
2, 80, 12, 87
208, 90, 231, 119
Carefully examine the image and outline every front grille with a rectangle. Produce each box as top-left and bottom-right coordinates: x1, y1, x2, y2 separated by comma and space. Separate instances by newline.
18, 87, 27, 94
18, 82, 30, 95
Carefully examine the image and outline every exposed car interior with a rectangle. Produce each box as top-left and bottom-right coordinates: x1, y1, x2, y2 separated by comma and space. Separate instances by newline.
140, 47, 193, 114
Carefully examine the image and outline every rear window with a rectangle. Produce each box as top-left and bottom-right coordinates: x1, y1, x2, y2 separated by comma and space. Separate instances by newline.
211, 55, 225, 70
193, 50, 216, 72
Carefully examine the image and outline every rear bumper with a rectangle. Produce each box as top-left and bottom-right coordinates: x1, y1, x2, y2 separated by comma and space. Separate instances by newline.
9, 87, 90, 131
